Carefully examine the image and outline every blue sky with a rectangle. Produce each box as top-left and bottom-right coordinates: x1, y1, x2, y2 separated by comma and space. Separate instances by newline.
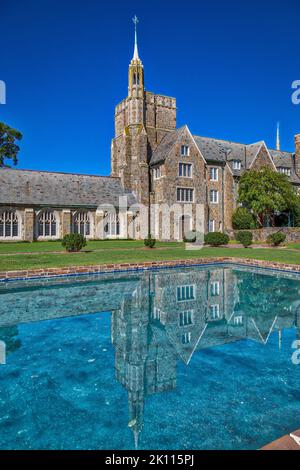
1, 0, 300, 175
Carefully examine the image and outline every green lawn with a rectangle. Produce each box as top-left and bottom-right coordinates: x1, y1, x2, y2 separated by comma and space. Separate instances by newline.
0, 240, 299, 271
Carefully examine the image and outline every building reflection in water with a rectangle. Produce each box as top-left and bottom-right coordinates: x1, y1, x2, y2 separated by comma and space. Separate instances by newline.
0, 266, 300, 448
111, 268, 300, 448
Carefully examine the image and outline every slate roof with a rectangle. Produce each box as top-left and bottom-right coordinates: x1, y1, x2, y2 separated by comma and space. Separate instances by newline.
150, 126, 187, 165
150, 127, 300, 184
0, 168, 136, 208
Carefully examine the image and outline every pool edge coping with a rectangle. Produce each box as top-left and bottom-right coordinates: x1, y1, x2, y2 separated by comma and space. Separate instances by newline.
1, 256, 300, 282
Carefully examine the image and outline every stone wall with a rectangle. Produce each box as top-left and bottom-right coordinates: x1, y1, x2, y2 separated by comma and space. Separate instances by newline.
295, 134, 300, 176
226, 227, 300, 243
250, 144, 276, 170
151, 126, 206, 240
2, 257, 300, 283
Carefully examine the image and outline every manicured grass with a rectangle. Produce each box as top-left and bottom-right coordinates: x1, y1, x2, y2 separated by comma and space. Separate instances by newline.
0, 240, 181, 254
0, 241, 299, 271
288, 243, 300, 250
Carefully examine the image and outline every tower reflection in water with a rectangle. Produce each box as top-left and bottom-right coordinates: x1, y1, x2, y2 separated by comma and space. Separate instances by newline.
0, 266, 300, 448
111, 267, 300, 448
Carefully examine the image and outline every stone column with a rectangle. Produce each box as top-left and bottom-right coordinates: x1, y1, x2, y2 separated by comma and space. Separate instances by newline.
24, 208, 34, 242
61, 210, 72, 237
127, 211, 134, 239
95, 210, 105, 239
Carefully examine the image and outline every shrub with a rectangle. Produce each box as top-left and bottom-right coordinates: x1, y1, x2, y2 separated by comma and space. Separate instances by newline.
204, 232, 229, 246
62, 233, 87, 252
232, 207, 256, 230
144, 235, 156, 248
236, 230, 253, 247
266, 232, 286, 246
183, 230, 203, 243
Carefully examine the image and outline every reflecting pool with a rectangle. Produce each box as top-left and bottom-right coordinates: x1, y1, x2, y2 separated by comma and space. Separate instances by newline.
0, 265, 299, 449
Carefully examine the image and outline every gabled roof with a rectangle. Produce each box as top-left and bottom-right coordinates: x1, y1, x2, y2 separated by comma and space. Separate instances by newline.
150, 126, 187, 165
0, 168, 136, 208
150, 127, 300, 184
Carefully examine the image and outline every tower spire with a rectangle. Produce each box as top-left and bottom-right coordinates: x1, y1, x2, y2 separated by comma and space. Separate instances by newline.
132, 15, 140, 62
276, 122, 281, 151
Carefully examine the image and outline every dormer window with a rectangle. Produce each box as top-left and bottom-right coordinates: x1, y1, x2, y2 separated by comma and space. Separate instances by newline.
181, 145, 190, 156
278, 167, 291, 177
232, 160, 241, 170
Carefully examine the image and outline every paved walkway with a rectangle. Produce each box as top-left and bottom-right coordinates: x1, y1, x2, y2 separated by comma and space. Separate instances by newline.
261, 430, 300, 450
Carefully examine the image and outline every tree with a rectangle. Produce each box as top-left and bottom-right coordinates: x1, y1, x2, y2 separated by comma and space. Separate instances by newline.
232, 207, 256, 229
0, 122, 22, 167
238, 168, 300, 227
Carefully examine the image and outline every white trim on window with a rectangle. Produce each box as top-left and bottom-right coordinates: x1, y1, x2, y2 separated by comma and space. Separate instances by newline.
0, 210, 20, 239
36, 210, 59, 239
210, 190, 219, 204
179, 309, 194, 327
210, 167, 218, 181
104, 212, 120, 238
211, 281, 220, 296
278, 167, 291, 177
233, 315, 243, 326
181, 145, 190, 157
210, 304, 220, 319
232, 160, 241, 170
176, 187, 194, 203
153, 166, 162, 180
179, 162, 193, 178
72, 211, 92, 237
182, 332, 192, 344
208, 219, 215, 232
177, 284, 196, 302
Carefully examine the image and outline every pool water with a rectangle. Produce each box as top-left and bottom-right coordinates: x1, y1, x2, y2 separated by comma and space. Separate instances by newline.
0, 265, 299, 450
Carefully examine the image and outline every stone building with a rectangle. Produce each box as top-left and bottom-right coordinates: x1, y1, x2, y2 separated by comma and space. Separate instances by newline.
1, 21, 300, 241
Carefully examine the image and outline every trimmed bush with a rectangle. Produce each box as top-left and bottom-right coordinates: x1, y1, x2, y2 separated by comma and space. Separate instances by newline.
266, 232, 286, 246
204, 232, 229, 246
144, 235, 156, 249
236, 230, 253, 247
183, 230, 203, 243
232, 207, 256, 230
62, 233, 87, 252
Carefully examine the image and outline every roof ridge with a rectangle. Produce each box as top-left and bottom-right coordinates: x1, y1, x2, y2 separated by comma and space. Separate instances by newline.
193, 134, 247, 147
0, 167, 120, 178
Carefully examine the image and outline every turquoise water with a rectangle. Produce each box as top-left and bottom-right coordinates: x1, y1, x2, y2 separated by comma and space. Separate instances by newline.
0, 265, 299, 450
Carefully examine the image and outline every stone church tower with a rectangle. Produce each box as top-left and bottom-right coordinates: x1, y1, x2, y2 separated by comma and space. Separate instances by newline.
111, 16, 177, 206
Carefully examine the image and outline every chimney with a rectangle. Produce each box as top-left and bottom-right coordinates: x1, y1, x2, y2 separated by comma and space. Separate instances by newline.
295, 134, 300, 176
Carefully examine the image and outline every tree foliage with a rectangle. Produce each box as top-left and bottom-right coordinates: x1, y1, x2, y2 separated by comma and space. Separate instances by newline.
232, 207, 256, 230
0, 122, 22, 167
238, 168, 300, 227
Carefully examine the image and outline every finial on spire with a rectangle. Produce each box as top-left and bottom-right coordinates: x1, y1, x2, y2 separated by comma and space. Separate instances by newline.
276, 122, 281, 151
132, 15, 140, 61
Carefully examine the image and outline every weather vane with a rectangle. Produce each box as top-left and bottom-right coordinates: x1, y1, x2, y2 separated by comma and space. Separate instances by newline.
132, 15, 139, 29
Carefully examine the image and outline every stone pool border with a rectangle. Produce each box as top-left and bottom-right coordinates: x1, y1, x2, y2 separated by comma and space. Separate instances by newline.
1, 256, 300, 282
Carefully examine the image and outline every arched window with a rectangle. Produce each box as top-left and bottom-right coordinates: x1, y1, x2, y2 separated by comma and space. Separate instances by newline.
38, 211, 57, 238
73, 212, 91, 236
133, 72, 140, 86
104, 212, 120, 237
0, 210, 19, 238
